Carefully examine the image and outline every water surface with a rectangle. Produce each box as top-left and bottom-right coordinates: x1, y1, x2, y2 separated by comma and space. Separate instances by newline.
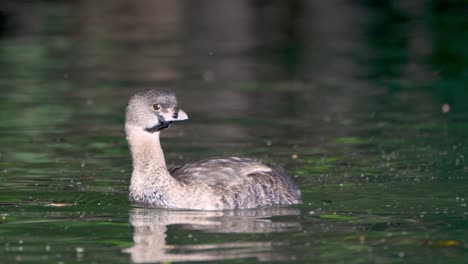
0, 1, 467, 263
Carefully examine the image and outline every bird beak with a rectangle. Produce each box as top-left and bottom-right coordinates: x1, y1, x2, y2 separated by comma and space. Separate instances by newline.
145, 108, 189, 133
174, 109, 188, 121
159, 108, 188, 122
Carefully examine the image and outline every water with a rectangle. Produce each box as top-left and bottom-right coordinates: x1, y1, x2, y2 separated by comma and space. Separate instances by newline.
1, 1, 467, 263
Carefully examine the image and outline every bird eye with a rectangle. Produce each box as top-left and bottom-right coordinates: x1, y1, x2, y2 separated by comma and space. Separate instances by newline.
152, 104, 161, 111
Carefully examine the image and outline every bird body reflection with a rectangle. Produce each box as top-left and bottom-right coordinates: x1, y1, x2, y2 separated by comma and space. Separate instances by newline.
123, 207, 301, 262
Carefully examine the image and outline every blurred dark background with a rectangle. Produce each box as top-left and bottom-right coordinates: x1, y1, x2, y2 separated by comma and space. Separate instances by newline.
1, 0, 467, 169
0, 0, 467, 159
0, 0, 466, 88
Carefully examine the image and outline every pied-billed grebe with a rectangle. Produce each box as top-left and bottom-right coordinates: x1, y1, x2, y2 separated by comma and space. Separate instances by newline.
125, 89, 301, 210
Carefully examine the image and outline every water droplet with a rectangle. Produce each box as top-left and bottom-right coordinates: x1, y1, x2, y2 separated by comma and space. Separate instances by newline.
75, 247, 84, 253
441, 103, 450, 113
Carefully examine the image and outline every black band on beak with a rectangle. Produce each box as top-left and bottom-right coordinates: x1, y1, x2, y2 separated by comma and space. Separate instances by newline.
172, 107, 179, 119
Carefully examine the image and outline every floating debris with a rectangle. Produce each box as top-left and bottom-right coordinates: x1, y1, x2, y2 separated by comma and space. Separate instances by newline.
45, 203, 74, 207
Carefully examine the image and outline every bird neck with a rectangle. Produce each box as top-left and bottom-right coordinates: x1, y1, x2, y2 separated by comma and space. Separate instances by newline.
126, 126, 167, 170
125, 126, 182, 206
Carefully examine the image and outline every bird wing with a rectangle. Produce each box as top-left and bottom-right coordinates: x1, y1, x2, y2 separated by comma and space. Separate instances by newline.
170, 157, 273, 187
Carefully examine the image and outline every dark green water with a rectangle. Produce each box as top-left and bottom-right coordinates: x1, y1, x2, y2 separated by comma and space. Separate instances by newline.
0, 1, 467, 263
